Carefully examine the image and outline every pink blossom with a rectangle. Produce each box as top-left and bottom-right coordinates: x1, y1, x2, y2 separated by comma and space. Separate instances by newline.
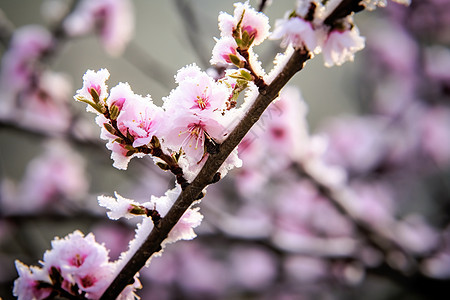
41, 231, 121, 298
275, 180, 353, 238
0, 70, 72, 134
168, 207, 204, 242
94, 82, 162, 169
15, 230, 140, 299
98, 192, 139, 220
164, 67, 231, 119
162, 66, 231, 166
97, 122, 146, 170
116, 92, 162, 148
105, 81, 132, 110
75, 68, 110, 112
13, 261, 52, 300
163, 114, 227, 166
211, 36, 244, 66
64, 0, 134, 56
43, 231, 110, 279
218, 2, 270, 46
271, 16, 318, 51
174, 63, 203, 83
75, 264, 115, 299
322, 27, 365, 67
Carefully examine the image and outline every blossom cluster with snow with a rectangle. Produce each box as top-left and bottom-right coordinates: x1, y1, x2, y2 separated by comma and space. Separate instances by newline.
13, 231, 140, 300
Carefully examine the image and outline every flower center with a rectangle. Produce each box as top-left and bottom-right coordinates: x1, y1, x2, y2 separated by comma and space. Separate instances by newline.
81, 275, 97, 288
179, 123, 205, 150
71, 254, 85, 267
196, 96, 208, 110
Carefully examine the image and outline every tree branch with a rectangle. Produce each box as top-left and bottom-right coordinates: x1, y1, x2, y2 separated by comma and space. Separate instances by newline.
100, 48, 311, 299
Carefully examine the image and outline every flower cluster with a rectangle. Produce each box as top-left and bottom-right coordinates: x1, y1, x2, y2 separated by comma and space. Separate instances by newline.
13, 231, 140, 300
74, 65, 243, 180
270, 0, 366, 67
212, 2, 270, 67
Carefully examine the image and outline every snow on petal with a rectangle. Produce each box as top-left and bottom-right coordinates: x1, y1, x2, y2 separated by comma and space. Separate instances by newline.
98, 192, 139, 220
271, 16, 318, 51
211, 36, 244, 66
322, 27, 365, 67
13, 261, 52, 300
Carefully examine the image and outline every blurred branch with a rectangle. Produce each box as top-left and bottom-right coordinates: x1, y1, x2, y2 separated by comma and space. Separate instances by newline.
258, 0, 270, 12
297, 163, 450, 298
123, 41, 174, 89
367, 261, 450, 298
172, 0, 210, 68
0, 118, 104, 152
324, 0, 365, 26
0, 9, 14, 48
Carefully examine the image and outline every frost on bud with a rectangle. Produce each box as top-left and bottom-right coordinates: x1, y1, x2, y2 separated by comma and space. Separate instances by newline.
98, 192, 139, 220
156, 162, 170, 170
270, 14, 318, 52
151, 135, 161, 149
103, 122, 117, 135
89, 80, 162, 169
109, 104, 120, 120
74, 68, 110, 114
218, 2, 270, 48
211, 36, 244, 66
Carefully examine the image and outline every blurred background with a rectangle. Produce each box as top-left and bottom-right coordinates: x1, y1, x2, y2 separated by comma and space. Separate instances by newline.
1, 0, 449, 299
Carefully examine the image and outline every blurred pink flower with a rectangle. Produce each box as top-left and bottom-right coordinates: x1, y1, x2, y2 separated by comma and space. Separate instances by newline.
420, 106, 450, 166
75, 68, 110, 113
320, 116, 386, 174
64, 0, 134, 56
2, 141, 88, 214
